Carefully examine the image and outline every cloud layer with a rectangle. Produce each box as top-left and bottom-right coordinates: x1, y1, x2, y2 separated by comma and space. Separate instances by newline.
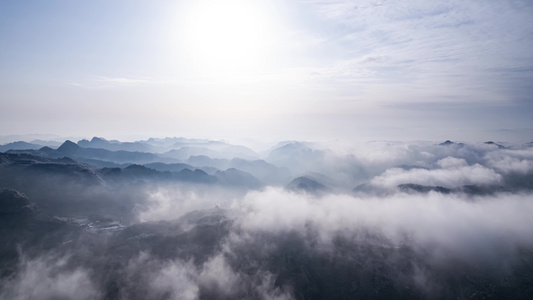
1, 140, 533, 299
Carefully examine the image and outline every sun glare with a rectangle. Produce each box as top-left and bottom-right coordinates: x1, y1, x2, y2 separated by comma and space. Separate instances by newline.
179, 0, 279, 77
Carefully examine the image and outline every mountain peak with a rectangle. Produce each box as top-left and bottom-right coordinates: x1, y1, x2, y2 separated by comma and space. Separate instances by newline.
439, 140, 454, 146
57, 140, 82, 153
485, 141, 505, 149
91, 137, 107, 143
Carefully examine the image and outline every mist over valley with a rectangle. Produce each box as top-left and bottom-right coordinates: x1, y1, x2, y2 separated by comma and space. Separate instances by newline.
1, 137, 533, 299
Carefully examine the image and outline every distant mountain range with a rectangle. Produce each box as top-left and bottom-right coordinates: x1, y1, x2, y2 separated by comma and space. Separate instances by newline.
2, 138, 533, 196
2, 137, 533, 299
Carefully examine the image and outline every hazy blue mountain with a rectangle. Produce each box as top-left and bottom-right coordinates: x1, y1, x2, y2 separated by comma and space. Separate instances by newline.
352, 183, 389, 196
215, 168, 263, 189
57, 140, 82, 154
266, 142, 328, 174
484, 141, 506, 149
170, 140, 258, 159
229, 158, 291, 185
163, 144, 258, 160
145, 137, 210, 147
143, 162, 194, 172
52, 140, 170, 164
438, 140, 465, 146
0, 134, 64, 145
9, 144, 132, 168
29, 139, 62, 148
186, 155, 230, 169
99, 165, 218, 185
174, 168, 217, 183
286, 176, 330, 194
121, 164, 166, 179
136, 137, 259, 158
73, 158, 127, 168
163, 147, 230, 160
267, 142, 317, 162
77, 137, 120, 148
77, 137, 163, 153
184, 156, 291, 185
0, 152, 104, 186
0, 141, 43, 152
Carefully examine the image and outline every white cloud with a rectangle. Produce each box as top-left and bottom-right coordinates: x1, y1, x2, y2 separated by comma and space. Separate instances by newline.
236, 187, 533, 255
136, 184, 243, 222
485, 148, 533, 174
148, 259, 199, 300
0, 256, 100, 300
294, 0, 533, 106
369, 164, 502, 189
436, 156, 467, 168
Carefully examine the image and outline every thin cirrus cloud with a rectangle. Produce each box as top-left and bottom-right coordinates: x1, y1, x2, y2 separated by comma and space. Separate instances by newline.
297, 0, 533, 104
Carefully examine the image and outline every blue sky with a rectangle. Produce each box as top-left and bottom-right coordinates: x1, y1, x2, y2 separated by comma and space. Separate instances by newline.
1, 0, 532, 142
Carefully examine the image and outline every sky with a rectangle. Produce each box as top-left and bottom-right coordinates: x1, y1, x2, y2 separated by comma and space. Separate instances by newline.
0, 0, 532, 143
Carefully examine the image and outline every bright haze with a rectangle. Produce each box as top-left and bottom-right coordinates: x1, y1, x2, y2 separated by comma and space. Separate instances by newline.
2, 2, 533, 299
1, 0, 532, 142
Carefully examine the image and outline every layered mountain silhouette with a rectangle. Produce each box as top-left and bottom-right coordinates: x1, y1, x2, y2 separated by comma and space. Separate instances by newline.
1, 137, 533, 299
0, 141, 42, 152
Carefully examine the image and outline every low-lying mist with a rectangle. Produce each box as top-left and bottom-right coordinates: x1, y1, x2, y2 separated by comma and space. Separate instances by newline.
1, 138, 532, 299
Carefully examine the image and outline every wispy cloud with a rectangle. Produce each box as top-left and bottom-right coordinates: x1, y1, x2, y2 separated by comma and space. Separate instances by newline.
294, 0, 533, 105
